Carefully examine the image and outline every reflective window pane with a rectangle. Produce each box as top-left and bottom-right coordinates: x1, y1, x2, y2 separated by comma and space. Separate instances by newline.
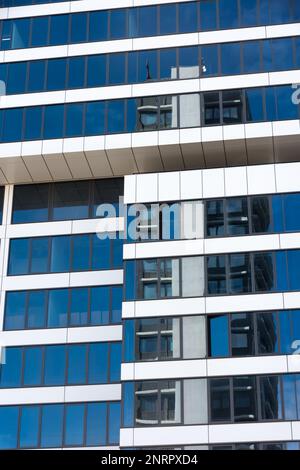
86, 403, 107, 446
47, 289, 68, 328
23, 347, 43, 386
41, 404, 64, 448
0, 407, 19, 449
90, 286, 109, 325
88, 343, 108, 384
5, 291, 26, 330
50, 236, 71, 273
65, 404, 85, 446
12, 184, 49, 224
44, 345, 66, 386
67, 344, 87, 384
27, 290, 47, 329
19, 406, 39, 448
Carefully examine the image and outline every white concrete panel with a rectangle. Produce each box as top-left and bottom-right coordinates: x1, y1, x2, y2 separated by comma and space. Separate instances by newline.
0, 156, 31, 184
280, 233, 300, 250
158, 172, 180, 201
247, 164, 276, 195
275, 162, 300, 193
133, 425, 209, 447
224, 166, 248, 197
209, 422, 292, 444
133, 360, 207, 380
245, 122, 273, 139
6, 221, 72, 239
84, 137, 112, 178
266, 23, 300, 38
199, 26, 266, 45
202, 168, 225, 198
134, 297, 205, 318
69, 269, 123, 287
207, 356, 288, 377
272, 120, 300, 137
291, 421, 300, 440
119, 429, 134, 448
206, 293, 284, 314
0, 387, 64, 405
72, 218, 123, 236
0, 328, 67, 347
134, 240, 204, 259
22, 155, 52, 182
180, 170, 203, 200
283, 292, 300, 310
124, 175, 137, 204
65, 384, 122, 403
122, 301, 135, 319
123, 243, 136, 260
136, 173, 158, 203
204, 234, 280, 255
121, 363, 135, 381
67, 325, 123, 344
201, 73, 268, 92
287, 355, 300, 374
3, 273, 70, 291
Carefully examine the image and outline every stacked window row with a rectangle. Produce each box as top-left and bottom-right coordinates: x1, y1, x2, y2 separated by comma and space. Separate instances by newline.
0, 85, 298, 144
12, 178, 123, 224
1, 1, 299, 51
2, 37, 300, 96
124, 249, 300, 300
4, 285, 122, 331
0, 401, 120, 449
0, 342, 121, 388
8, 233, 123, 276
122, 373, 300, 427
127, 192, 300, 242
123, 310, 300, 362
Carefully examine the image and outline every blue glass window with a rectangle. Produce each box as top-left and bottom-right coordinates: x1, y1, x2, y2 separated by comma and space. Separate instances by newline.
52, 180, 89, 221
27, 290, 47, 329
9, 238, 30, 275
2, 108, 23, 142
139, 6, 157, 37
243, 41, 261, 73
283, 194, 300, 232
138, 50, 157, 82
110, 9, 127, 40
110, 343, 121, 382
70, 13, 87, 44
179, 2, 198, 33
269, 0, 291, 23
44, 345, 66, 386
201, 45, 218, 77
50, 236, 71, 273
68, 57, 85, 89
221, 43, 241, 75
124, 261, 136, 301
19, 406, 39, 448
65, 103, 84, 138
160, 48, 177, 80
70, 288, 88, 326
43, 104, 64, 140
246, 88, 264, 121
6, 62, 26, 94
24, 107, 43, 141
200, 0, 217, 31
107, 99, 125, 133
31, 16, 48, 47
89, 11, 108, 42
283, 375, 297, 420
47, 289, 68, 328
265, 87, 277, 121
122, 382, 135, 427
11, 18, 30, 49
67, 345, 87, 385
92, 235, 110, 270
108, 403, 121, 445
0, 347, 22, 387
23, 347, 43, 386
159, 5, 177, 35
72, 235, 90, 272
46, 59, 66, 91
49, 14, 68, 46
219, 0, 238, 29
240, 0, 258, 26
123, 320, 135, 362
87, 55, 106, 88
287, 250, 300, 291
0, 407, 19, 449
111, 286, 122, 323
112, 237, 123, 268
88, 343, 108, 384
85, 102, 105, 136
65, 404, 85, 446
272, 38, 294, 71
41, 404, 63, 448
90, 286, 109, 325
276, 86, 299, 120
108, 53, 126, 85
209, 315, 229, 357
86, 403, 107, 446
30, 237, 49, 273
5, 291, 26, 330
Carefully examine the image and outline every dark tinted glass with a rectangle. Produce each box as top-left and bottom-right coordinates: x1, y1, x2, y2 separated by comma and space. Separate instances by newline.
52, 181, 89, 221
13, 183, 50, 224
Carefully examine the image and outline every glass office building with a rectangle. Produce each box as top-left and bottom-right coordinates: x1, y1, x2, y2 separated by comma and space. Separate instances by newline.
0, 0, 299, 450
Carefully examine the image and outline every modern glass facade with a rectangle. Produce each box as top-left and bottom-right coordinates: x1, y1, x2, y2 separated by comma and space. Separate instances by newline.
0, 0, 299, 452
